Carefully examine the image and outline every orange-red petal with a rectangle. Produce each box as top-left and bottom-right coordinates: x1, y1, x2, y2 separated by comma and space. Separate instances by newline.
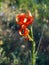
19, 28, 29, 36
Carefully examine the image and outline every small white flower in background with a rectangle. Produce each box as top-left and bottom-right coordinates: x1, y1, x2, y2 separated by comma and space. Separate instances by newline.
21, 45, 25, 49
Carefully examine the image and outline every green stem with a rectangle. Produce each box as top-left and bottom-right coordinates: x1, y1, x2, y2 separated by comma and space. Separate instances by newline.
30, 26, 36, 65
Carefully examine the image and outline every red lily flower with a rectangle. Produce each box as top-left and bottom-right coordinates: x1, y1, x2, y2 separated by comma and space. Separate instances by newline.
16, 11, 34, 37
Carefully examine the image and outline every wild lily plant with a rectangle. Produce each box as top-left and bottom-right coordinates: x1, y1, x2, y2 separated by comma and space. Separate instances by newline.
16, 11, 37, 65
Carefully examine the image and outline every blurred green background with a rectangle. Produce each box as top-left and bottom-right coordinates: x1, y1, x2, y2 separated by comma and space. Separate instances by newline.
0, 0, 49, 65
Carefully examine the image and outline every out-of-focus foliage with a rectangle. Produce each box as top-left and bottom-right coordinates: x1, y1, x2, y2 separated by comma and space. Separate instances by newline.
0, 0, 49, 65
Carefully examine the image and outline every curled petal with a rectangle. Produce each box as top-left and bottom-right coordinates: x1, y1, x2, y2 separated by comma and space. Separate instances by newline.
19, 28, 29, 36
21, 25, 26, 29
25, 16, 34, 27
16, 13, 26, 25
28, 11, 32, 16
